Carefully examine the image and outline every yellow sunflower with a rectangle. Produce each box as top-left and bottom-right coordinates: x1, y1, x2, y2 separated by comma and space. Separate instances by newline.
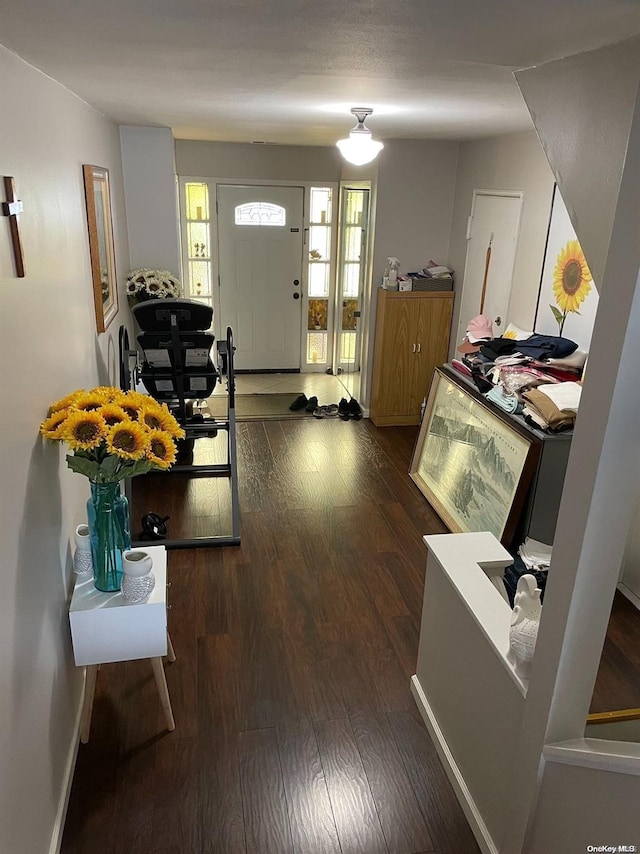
73, 391, 109, 412
40, 409, 70, 440
92, 386, 124, 402
552, 240, 592, 313
138, 401, 185, 439
159, 403, 185, 439
106, 421, 149, 460
137, 402, 169, 431
114, 390, 148, 419
98, 403, 131, 427
49, 390, 84, 413
63, 410, 107, 450
146, 431, 177, 469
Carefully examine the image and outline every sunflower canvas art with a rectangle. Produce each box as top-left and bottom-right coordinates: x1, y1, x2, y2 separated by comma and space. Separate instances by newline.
534, 186, 599, 350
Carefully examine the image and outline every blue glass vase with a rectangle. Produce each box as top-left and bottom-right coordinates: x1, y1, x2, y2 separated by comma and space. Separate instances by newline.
86, 481, 131, 592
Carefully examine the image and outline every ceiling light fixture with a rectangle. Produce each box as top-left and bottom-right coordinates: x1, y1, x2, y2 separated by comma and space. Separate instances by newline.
336, 107, 384, 166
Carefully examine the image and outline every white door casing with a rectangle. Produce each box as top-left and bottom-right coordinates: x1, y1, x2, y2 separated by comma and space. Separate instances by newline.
217, 185, 304, 370
457, 190, 523, 344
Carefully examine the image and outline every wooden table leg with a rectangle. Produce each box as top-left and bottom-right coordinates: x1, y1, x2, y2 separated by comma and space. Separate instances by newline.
80, 665, 99, 744
151, 657, 175, 732
166, 631, 176, 663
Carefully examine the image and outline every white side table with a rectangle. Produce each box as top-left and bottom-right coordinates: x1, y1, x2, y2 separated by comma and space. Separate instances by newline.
69, 544, 175, 743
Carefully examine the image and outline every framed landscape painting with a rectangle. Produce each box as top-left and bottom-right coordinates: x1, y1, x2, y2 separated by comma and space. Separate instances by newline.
409, 369, 539, 545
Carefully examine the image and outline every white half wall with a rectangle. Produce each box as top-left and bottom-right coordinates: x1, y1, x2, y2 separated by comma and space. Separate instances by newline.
0, 45, 130, 854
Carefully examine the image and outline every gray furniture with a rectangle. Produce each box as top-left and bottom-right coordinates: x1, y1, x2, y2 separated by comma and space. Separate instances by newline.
440, 364, 573, 548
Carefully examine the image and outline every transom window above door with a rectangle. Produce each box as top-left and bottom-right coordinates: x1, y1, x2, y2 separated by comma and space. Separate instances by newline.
234, 202, 286, 226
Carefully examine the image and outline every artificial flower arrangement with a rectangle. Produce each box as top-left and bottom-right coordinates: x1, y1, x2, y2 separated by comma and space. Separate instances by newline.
40, 387, 186, 591
125, 268, 182, 306
40, 386, 185, 481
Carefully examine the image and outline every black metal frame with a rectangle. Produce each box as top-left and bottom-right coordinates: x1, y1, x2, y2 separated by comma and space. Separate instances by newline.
118, 308, 240, 548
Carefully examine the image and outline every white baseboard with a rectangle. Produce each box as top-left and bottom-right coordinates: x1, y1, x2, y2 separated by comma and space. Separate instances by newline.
617, 581, 640, 611
410, 675, 499, 854
49, 692, 83, 854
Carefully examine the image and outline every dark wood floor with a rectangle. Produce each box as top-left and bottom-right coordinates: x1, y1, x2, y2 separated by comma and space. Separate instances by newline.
61, 417, 640, 853
591, 590, 640, 714
62, 418, 482, 854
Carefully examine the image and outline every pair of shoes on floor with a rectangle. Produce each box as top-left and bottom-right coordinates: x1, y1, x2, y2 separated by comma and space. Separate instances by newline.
289, 394, 308, 411
289, 394, 319, 413
313, 403, 339, 418
338, 397, 363, 420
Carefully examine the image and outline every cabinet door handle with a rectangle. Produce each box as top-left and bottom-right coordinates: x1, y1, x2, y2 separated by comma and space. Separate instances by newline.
417, 342, 421, 353
412, 343, 416, 353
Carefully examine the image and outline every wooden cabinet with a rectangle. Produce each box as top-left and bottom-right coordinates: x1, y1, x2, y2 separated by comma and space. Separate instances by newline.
370, 289, 453, 426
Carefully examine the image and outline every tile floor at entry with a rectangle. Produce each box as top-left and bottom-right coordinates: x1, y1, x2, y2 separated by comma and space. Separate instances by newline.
211, 370, 360, 408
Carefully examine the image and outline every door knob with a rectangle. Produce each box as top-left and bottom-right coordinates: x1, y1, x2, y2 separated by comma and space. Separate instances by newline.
293, 279, 300, 286
494, 316, 502, 326
293, 292, 300, 299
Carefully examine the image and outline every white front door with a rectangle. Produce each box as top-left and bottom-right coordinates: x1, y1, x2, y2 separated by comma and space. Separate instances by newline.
217, 185, 304, 370
457, 191, 523, 343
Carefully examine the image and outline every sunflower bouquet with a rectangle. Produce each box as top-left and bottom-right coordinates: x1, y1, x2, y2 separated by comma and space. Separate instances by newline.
126, 268, 182, 306
39, 386, 185, 482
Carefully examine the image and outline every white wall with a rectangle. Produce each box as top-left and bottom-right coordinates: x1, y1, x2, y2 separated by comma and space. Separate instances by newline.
175, 139, 345, 183
0, 46, 130, 854
516, 36, 640, 290
527, 759, 640, 854
120, 126, 181, 275
371, 139, 459, 282
448, 131, 555, 347
363, 139, 459, 405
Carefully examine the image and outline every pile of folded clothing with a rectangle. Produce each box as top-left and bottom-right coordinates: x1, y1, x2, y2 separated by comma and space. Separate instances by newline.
503, 537, 553, 606
521, 382, 582, 432
451, 316, 587, 431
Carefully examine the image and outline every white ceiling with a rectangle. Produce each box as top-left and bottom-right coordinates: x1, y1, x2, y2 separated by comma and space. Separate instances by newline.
2, 0, 640, 145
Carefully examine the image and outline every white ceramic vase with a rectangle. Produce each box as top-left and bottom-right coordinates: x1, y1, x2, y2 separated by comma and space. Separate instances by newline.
121, 550, 155, 604
73, 524, 93, 576
507, 573, 542, 679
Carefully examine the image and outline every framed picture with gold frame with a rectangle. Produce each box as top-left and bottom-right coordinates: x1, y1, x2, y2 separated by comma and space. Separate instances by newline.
82, 164, 118, 332
409, 368, 540, 545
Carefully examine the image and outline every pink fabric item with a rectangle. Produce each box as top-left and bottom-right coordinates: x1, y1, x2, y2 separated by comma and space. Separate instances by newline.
497, 365, 559, 396
457, 313, 494, 353
466, 314, 494, 343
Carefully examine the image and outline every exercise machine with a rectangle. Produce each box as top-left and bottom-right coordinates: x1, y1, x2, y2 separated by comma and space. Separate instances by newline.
118, 298, 240, 547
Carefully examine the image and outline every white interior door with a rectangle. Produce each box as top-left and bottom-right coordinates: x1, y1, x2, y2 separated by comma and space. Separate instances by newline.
217, 185, 304, 370
457, 191, 523, 342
